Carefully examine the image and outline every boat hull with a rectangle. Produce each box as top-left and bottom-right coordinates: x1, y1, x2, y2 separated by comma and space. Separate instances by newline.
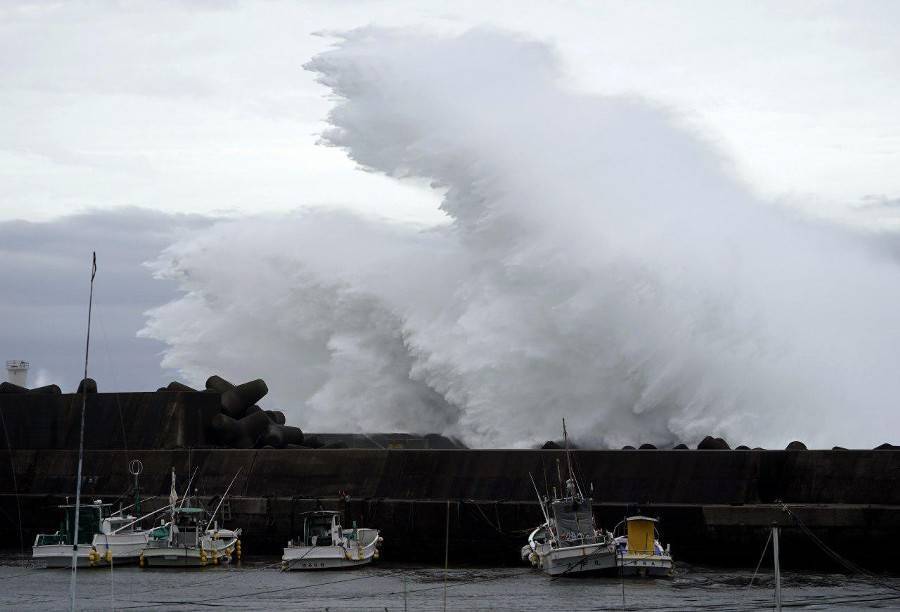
141, 546, 232, 567
142, 533, 238, 567
618, 554, 674, 577
32, 545, 93, 568
282, 543, 377, 571
92, 532, 149, 565
141, 547, 209, 567
538, 543, 618, 576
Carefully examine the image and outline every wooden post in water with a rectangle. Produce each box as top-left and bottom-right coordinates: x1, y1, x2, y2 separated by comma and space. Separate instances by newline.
443, 499, 450, 612
773, 526, 782, 612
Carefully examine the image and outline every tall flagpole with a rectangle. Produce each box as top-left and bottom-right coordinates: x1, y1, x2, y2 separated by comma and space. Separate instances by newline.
70, 252, 96, 611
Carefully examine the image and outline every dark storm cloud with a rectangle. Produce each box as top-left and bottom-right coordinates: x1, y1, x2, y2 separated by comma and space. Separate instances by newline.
0, 208, 213, 391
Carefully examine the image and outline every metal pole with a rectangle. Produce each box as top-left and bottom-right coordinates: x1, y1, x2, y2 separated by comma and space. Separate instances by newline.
135, 470, 140, 516
443, 499, 450, 612
70, 252, 96, 611
773, 526, 782, 612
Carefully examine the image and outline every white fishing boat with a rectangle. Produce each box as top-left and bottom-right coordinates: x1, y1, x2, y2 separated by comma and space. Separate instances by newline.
33, 500, 106, 568
522, 420, 617, 577
141, 509, 241, 567
33, 499, 150, 568
140, 469, 242, 568
522, 482, 618, 576
613, 515, 674, 577
282, 510, 382, 570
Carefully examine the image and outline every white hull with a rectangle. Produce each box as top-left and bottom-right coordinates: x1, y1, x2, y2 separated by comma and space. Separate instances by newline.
282, 547, 375, 570
282, 543, 377, 570
539, 542, 618, 576
32, 544, 93, 568
204, 530, 239, 559
612, 530, 674, 578
92, 532, 149, 565
142, 547, 214, 567
142, 532, 238, 568
618, 553, 674, 577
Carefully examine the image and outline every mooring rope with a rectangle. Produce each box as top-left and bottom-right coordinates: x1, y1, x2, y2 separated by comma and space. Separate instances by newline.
745, 527, 772, 593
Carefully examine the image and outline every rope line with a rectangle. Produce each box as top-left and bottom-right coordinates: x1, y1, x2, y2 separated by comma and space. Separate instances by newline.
745, 527, 772, 593
781, 504, 900, 593
0, 404, 25, 563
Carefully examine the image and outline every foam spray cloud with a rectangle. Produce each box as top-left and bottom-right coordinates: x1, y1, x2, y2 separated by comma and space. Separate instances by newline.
142, 28, 900, 448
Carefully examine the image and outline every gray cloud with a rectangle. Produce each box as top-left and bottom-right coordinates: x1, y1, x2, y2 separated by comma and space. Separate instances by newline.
859, 194, 900, 209
0, 208, 213, 391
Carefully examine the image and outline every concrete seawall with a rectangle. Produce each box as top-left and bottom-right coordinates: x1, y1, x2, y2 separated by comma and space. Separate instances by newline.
2, 448, 899, 568
0, 392, 220, 449
2, 391, 899, 568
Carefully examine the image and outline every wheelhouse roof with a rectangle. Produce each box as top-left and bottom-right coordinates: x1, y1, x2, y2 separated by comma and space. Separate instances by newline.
56, 503, 111, 509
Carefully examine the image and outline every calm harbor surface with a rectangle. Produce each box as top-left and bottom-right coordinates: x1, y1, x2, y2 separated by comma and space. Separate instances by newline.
2, 555, 899, 611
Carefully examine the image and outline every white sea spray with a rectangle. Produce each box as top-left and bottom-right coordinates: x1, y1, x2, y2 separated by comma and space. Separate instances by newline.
142, 28, 900, 449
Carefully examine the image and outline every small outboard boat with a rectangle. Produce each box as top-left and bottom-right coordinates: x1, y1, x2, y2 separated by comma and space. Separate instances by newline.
282, 510, 382, 570
613, 515, 674, 577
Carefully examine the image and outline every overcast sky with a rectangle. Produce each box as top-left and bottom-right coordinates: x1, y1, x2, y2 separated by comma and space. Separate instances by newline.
2, 0, 900, 405
0, 208, 211, 390
2, 0, 899, 226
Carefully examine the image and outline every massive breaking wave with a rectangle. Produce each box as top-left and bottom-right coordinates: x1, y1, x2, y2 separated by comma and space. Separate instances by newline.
141, 28, 900, 449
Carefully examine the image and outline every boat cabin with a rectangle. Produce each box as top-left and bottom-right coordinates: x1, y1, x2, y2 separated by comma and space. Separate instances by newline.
171, 507, 205, 546
296, 511, 343, 547
34, 501, 110, 546
550, 496, 598, 545
613, 515, 668, 557
100, 514, 138, 535
147, 506, 206, 547
625, 516, 657, 554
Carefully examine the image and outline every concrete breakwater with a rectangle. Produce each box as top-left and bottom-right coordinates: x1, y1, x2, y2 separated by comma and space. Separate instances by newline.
1, 390, 899, 569
2, 447, 900, 569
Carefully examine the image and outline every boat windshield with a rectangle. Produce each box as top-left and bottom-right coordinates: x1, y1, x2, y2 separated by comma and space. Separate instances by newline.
34, 533, 67, 546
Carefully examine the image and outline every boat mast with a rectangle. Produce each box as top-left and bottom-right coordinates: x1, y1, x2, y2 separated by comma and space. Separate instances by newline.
562, 418, 583, 498
130, 459, 142, 517
205, 466, 244, 531
69, 252, 96, 611
529, 472, 551, 526
168, 468, 177, 544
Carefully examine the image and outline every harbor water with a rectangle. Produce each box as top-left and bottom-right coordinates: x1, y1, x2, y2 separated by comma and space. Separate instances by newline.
2, 554, 899, 610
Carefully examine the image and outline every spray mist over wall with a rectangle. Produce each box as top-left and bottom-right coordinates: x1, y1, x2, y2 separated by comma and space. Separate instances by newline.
141, 28, 900, 448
